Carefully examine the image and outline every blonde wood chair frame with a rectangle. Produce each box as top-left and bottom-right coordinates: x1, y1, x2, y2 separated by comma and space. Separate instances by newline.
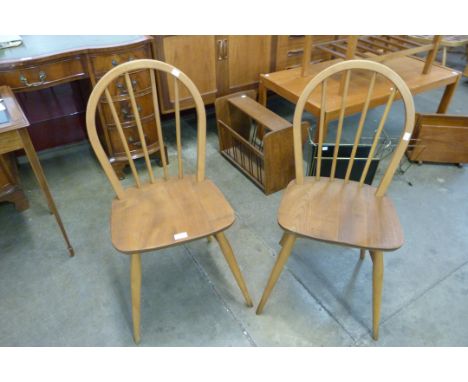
256, 60, 416, 341
86, 59, 252, 344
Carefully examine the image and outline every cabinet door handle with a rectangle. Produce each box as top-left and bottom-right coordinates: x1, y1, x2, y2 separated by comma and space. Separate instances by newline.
217, 39, 224, 61
19, 71, 47, 87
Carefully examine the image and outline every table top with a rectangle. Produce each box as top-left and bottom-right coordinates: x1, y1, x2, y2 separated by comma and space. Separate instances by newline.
0, 35, 147, 64
0, 86, 29, 133
261, 56, 461, 119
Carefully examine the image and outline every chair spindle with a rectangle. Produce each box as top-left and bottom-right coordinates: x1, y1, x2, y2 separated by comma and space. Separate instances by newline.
149, 69, 169, 180
330, 70, 351, 180
125, 72, 155, 183
105, 88, 141, 187
316, 79, 328, 180
345, 72, 377, 183
359, 86, 397, 186
174, 77, 183, 179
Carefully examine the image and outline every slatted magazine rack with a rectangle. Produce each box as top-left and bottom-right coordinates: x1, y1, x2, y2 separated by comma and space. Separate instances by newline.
215, 90, 309, 194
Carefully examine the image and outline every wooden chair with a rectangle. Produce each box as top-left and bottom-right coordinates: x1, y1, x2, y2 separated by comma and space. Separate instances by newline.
86, 59, 253, 344
301, 35, 442, 77
256, 60, 416, 340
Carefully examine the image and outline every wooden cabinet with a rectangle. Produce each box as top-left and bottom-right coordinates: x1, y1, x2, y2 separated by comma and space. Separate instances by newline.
154, 36, 218, 113
154, 35, 274, 113
220, 35, 273, 94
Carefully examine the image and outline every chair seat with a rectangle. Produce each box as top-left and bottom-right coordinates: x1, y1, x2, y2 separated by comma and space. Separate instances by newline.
111, 176, 235, 253
278, 177, 404, 251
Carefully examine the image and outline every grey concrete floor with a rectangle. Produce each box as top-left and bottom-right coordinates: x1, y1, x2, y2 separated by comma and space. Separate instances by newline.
1, 51, 467, 346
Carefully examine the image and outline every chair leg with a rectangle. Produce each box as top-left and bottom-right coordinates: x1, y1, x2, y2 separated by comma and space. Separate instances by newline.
360, 248, 366, 260
279, 232, 287, 246
130, 253, 142, 344
441, 47, 447, 66
256, 232, 296, 315
370, 250, 384, 341
214, 232, 253, 307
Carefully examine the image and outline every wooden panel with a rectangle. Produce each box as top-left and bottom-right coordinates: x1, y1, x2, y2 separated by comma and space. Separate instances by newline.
226, 36, 272, 92
408, 114, 468, 163
157, 35, 218, 112
0, 153, 29, 211
0, 130, 23, 155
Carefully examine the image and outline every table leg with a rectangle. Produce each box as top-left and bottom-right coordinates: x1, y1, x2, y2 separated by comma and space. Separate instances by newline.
437, 75, 461, 114
18, 129, 74, 257
258, 80, 267, 107
257, 80, 268, 139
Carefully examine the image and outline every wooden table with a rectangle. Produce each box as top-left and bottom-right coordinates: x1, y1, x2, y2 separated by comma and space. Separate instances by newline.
0, 86, 74, 256
258, 56, 462, 139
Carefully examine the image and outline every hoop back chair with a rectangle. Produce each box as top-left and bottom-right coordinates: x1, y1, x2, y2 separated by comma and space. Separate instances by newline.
256, 60, 416, 340
86, 59, 252, 344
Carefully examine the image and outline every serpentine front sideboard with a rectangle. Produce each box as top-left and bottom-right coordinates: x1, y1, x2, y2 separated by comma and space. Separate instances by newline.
0, 35, 160, 178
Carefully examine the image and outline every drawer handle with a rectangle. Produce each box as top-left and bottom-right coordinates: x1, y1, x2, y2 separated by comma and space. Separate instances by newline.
116, 80, 137, 94
288, 49, 304, 57
112, 59, 119, 67
19, 71, 47, 87
128, 133, 148, 145
122, 105, 142, 120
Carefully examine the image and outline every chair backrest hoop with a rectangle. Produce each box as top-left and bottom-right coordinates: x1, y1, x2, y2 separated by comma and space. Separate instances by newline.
292, 59, 415, 197
86, 59, 207, 199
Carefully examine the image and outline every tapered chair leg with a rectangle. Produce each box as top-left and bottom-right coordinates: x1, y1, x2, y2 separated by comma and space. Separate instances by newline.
370, 250, 384, 341
130, 253, 142, 344
214, 232, 253, 307
279, 232, 287, 246
360, 248, 366, 260
256, 232, 296, 315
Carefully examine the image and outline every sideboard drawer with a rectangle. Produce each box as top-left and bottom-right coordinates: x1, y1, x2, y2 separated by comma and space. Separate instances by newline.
101, 90, 154, 125
98, 69, 152, 97
88, 44, 153, 76
0, 56, 86, 91
108, 116, 159, 156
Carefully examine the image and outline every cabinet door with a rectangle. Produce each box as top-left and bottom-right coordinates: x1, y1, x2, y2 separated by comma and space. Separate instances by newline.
220, 36, 273, 94
155, 36, 218, 113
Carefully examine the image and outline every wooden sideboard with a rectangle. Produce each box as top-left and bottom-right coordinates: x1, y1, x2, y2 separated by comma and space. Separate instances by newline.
0, 35, 159, 178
